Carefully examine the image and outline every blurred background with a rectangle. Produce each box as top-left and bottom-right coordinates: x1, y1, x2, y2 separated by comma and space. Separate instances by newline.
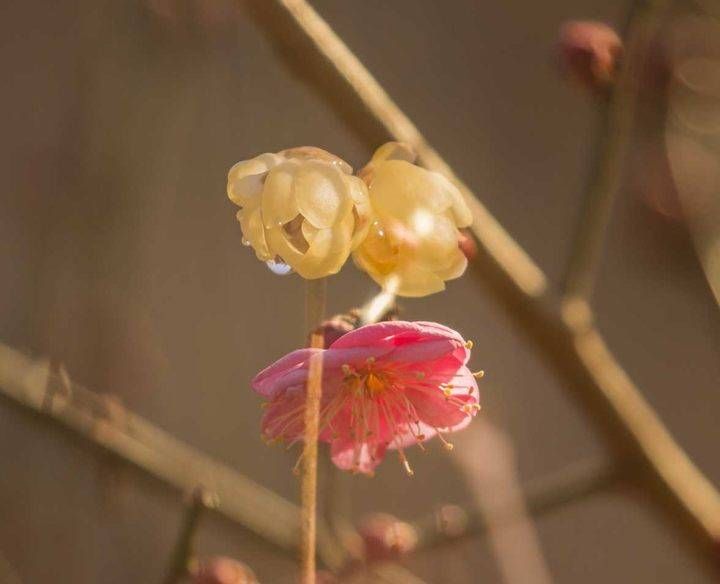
1, 0, 719, 582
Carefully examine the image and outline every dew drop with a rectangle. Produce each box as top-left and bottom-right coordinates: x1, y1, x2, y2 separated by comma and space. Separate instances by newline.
266, 258, 294, 276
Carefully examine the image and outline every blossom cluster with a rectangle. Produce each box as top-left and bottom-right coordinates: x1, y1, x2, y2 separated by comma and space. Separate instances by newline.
227, 143, 473, 297
228, 143, 483, 474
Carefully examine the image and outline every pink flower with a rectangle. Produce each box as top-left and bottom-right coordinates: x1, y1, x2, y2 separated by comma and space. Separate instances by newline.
253, 321, 482, 475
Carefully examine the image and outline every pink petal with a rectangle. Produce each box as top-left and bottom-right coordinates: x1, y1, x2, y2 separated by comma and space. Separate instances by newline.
404, 367, 479, 429
330, 321, 453, 350
252, 348, 319, 398
330, 437, 387, 475
261, 385, 307, 442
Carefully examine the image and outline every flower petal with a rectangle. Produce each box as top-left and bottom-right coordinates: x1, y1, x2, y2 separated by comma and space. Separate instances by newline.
294, 214, 354, 279
404, 385, 478, 429
369, 161, 451, 221
252, 348, 319, 398
295, 162, 352, 229
262, 163, 299, 228
237, 207, 271, 260
394, 263, 446, 297
227, 153, 282, 207
330, 437, 386, 475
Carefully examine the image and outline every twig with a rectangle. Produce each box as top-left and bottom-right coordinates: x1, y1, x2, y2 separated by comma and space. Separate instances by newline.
411, 457, 618, 551
0, 342, 344, 571
267, 0, 720, 562
562, 0, 672, 303
268, 0, 547, 299
162, 488, 217, 584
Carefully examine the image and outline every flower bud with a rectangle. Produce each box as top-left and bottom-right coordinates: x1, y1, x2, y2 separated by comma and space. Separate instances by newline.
310, 310, 361, 348
353, 143, 473, 297
358, 513, 418, 562
191, 557, 258, 584
458, 229, 477, 261
227, 147, 371, 279
558, 21, 623, 92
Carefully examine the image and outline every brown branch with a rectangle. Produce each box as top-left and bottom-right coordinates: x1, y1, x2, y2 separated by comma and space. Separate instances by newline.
0, 342, 346, 572
266, 0, 720, 563
162, 488, 217, 584
411, 458, 618, 551
562, 0, 672, 302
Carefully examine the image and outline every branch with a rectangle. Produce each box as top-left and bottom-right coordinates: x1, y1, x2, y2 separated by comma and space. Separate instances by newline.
0, 342, 346, 571
562, 0, 672, 302
411, 457, 618, 551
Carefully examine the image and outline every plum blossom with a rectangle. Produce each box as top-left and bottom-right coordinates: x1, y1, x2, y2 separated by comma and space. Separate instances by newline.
227, 146, 371, 279
353, 142, 474, 297
253, 321, 482, 475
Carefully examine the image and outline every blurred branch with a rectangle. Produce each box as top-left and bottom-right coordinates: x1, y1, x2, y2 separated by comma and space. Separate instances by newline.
448, 419, 553, 584
266, 0, 720, 562
0, 342, 346, 571
411, 457, 617, 552
162, 488, 217, 584
562, 0, 672, 303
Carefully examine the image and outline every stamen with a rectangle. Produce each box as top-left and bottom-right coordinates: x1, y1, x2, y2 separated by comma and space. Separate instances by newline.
464, 340, 474, 349
473, 370, 485, 379
435, 431, 454, 451
415, 371, 425, 380
398, 451, 414, 476
292, 452, 304, 475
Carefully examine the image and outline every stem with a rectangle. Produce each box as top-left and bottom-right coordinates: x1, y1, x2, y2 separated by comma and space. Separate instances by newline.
562, 0, 670, 304
301, 279, 327, 584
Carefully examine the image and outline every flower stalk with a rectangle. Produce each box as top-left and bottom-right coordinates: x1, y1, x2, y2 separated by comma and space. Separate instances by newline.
301, 279, 326, 583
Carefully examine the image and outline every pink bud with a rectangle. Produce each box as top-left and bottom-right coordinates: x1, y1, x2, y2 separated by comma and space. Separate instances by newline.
358, 513, 418, 562
558, 21, 623, 91
191, 557, 257, 584
458, 229, 477, 261
309, 311, 360, 348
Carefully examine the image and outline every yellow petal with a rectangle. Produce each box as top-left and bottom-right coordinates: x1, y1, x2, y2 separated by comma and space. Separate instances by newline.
266, 224, 304, 266
227, 153, 282, 207
294, 162, 352, 229
370, 141, 417, 164
394, 263, 446, 297
237, 208, 270, 260
262, 163, 299, 228
295, 214, 354, 278
411, 213, 460, 270
301, 220, 320, 246
348, 176, 372, 249
434, 250, 468, 281
369, 160, 451, 221
435, 173, 473, 227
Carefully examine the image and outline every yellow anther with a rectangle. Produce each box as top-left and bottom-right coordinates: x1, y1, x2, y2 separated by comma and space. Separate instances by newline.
341, 364, 352, 375
415, 371, 425, 379
464, 340, 474, 349
443, 442, 455, 451
366, 356, 376, 365
472, 370, 485, 379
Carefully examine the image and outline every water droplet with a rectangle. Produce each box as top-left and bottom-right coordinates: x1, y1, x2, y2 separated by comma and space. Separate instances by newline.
266, 258, 293, 276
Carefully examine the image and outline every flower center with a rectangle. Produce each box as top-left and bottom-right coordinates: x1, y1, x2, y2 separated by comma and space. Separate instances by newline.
365, 371, 386, 396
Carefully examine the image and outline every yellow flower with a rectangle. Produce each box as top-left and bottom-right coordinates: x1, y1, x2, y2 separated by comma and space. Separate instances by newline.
353, 143, 473, 297
227, 147, 371, 279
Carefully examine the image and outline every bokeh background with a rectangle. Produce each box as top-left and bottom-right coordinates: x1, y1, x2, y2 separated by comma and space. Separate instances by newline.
1, 1, 719, 582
